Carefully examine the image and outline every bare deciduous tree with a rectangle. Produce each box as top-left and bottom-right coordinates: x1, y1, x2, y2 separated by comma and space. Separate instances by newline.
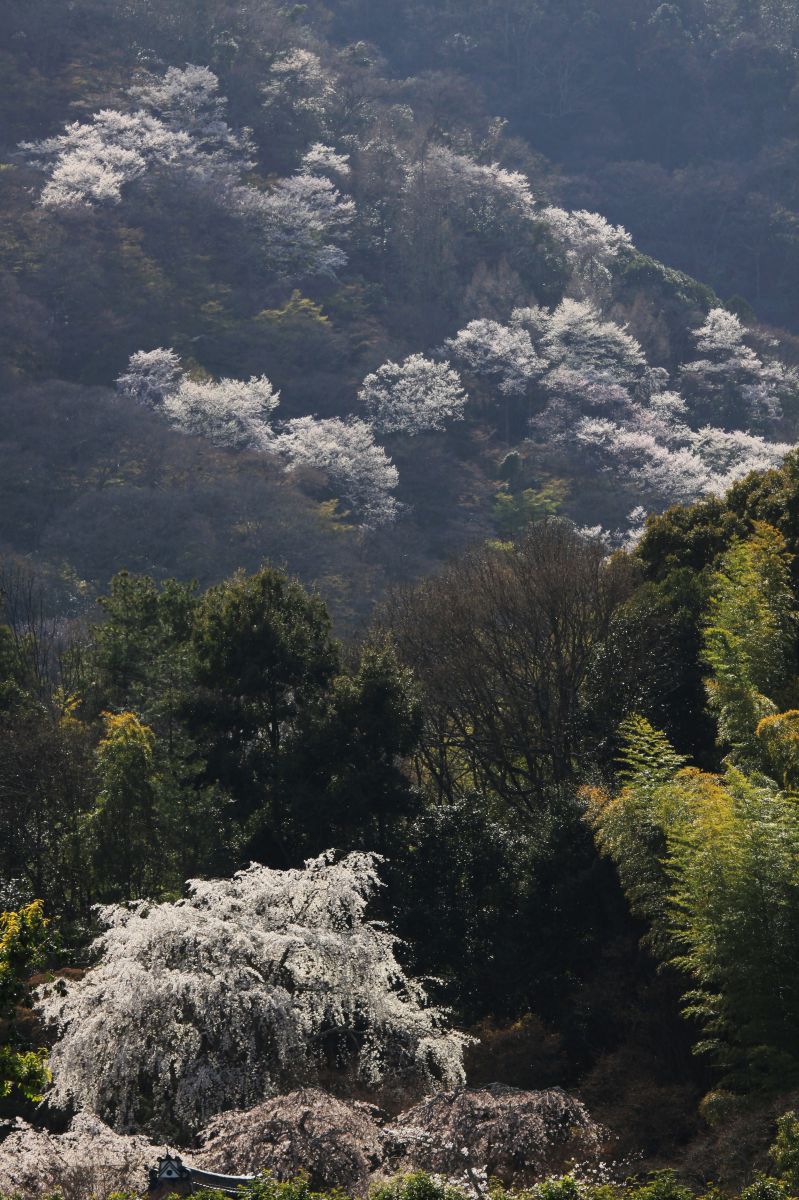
385, 521, 634, 829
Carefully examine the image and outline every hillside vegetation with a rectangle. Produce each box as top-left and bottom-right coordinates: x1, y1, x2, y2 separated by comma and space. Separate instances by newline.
3, 1, 799, 1198
3, 0, 799, 621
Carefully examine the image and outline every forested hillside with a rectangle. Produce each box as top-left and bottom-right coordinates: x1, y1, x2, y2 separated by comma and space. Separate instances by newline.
4, 0, 799, 622
4, 2, 799, 1199
333, 0, 799, 332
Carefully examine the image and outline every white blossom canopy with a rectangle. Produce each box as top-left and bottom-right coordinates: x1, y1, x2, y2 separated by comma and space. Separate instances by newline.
22, 66, 354, 282
117, 352, 397, 524
128, 64, 249, 155
21, 109, 198, 209
39, 852, 468, 1137
163, 375, 280, 451
443, 319, 542, 396
301, 143, 351, 179
540, 207, 632, 293
679, 307, 799, 428
116, 347, 184, 408
443, 294, 796, 529
117, 350, 279, 451
404, 147, 538, 227
261, 49, 334, 126
525, 298, 647, 387
234, 171, 355, 279
359, 354, 466, 434
274, 416, 399, 526
572, 400, 792, 507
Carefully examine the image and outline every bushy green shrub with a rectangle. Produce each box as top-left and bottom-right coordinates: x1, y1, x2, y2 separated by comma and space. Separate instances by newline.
771, 1113, 799, 1192
248, 1178, 348, 1200
628, 1171, 694, 1200
741, 1174, 792, 1200
530, 1175, 584, 1200
371, 1173, 468, 1200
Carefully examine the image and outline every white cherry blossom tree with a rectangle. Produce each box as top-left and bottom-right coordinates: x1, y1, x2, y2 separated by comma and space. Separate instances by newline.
22, 66, 253, 211
301, 143, 351, 179
679, 307, 799, 429
261, 49, 334, 132
235, 172, 355, 279
129, 64, 251, 157
117, 350, 279, 450
531, 298, 647, 386
274, 416, 399, 526
23, 67, 355, 281
443, 320, 542, 396
116, 352, 398, 522
573, 408, 791, 507
163, 375, 280, 451
21, 110, 196, 210
540, 207, 632, 293
404, 147, 537, 226
38, 853, 468, 1138
116, 347, 184, 408
359, 354, 466, 434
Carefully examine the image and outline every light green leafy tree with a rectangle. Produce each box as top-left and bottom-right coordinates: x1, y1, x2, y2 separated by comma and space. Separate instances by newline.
702, 521, 797, 761
91, 711, 159, 903
588, 716, 799, 1102
0, 899, 50, 1101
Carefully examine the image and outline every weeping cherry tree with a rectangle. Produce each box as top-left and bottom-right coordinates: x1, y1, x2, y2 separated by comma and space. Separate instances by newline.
38, 852, 467, 1138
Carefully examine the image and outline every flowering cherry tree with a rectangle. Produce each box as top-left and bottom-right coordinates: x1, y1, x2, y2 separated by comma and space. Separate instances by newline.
442, 294, 795, 530
573, 406, 791, 507
443, 320, 542, 396
679, 307, 799, 429
527, 299, 647, 387
274, 416, 399, 526
301, 143, 351, 179
359, 354, 466, 434
540, 207, 632, 293
261, 49, 334, 134
387, 1085, 603, 1188
21, 65, 254, 211
128, 64, 249, 155
21, 110, 197, 210
38, 853, 468, 1137
404, 147, 537, 229
396, 146, 631, 298
22, 66, 355, 281
235, 172, 355, 279
116, 347, 184, 408
117, 353, 397, 523
117, 350, 279, 450
162, 376, 280, 451
0, 1113, 157, 1198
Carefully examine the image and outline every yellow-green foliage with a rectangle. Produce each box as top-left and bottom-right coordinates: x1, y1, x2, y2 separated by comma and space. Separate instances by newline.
702, 522, 797, 759
92, 712, 159, 901
0, 899, 50, 1100
97, 711, 156, 785
492, 480, 570, 538
590, 713, 799, 1097
257, 291, 330, 330
585, 715, 686, 950
755, 710, 799, 790
771, 1110, 799, 1193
